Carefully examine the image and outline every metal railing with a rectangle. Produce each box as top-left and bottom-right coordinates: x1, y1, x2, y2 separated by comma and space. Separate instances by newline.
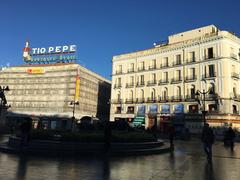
202, 72, 216, 79
147, 80, 157, 86
185, 75, 197, 82
171, 77, 182, 84
158, 79, 169, 85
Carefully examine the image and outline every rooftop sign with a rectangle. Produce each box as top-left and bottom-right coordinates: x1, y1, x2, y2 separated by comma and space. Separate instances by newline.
23, 41, 77, 64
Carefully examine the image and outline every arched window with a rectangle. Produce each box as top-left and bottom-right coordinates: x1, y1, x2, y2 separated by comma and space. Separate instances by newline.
163, 87, 168, 100
209, 83, 215, 94
151, 88, 156, 100
190, 85, 195, 98
117, 91, 121, 101
140, 89, 144, 99
176, 86, 181, 97
129, 90, 133, 100
233, 83, 237, 97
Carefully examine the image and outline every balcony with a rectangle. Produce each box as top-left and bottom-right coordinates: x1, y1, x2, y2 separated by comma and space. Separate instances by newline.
203, 54, 215, 60
115, 110, 121, 114
158, 79, 169, 85
126, 83, 134, 88
171, 77, 182, 84
231, 72, 239, 79
158, 96, 169, 102
138, 67, 145, 72
185, 95, 196, 102
171, 96, 183, 102
172, 61, 182, 67
114, 84, 122, 89
147, 80, 157, 86
185, 75, 197, 82
136, 81, 145, 87
205, 94, 218, 101
147, 97, 157, 103
186, 58, 196, 64
136, 98, 145, 103
160, 63, 169, 68
233, 94, 240, 101
111, 99, 122, 104
202, 72, 216, 79
127, 69, 134, 73
125, 98, 135, 104
148, 65, 157, 70
127, 110, 135, 114
233, 110, 239, 115
230, 53, 238, 60
115, 70, 123, 75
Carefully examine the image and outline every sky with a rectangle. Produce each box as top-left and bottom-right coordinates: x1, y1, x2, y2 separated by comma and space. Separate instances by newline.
0, 0, 240, 80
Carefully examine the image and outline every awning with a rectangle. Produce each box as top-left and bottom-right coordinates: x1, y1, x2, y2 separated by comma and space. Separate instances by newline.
133, 117, 145, 126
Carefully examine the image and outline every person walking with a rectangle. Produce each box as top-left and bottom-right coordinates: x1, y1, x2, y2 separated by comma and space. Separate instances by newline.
225, 127, 236, 151
169, 125, 175, 148
201, 123, 215, 163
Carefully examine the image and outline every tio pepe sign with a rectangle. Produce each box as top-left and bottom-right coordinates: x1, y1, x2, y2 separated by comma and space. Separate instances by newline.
31, 45, 76, 55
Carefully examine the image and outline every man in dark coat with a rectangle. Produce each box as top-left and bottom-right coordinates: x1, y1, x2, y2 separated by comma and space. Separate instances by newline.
201, 123, 215, 163
225, 127, 236, 151
20, 117, 32, 146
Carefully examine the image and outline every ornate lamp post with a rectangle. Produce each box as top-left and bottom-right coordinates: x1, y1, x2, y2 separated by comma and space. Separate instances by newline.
70, 100, 79, 130
195, 89, 211, 124
0, 86, 10, 122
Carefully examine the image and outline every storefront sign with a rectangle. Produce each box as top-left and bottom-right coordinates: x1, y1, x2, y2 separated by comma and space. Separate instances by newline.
161, 104, 170, 114
137, 105, 145, 117
149, 105, 158, 117
27, 68, 45, 74
173, 103, 184, 114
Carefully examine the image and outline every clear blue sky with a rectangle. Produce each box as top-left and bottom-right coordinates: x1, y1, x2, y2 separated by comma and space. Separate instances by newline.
1, 0, 240, 79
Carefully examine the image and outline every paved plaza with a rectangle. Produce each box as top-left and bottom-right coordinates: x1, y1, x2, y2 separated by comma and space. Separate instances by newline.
0, 135, 240, 180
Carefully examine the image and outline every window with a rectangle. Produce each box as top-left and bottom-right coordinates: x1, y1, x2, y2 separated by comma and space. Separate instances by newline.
209, 83, 215, 94
163, 57, 168, 66
130, 76, 134, 85
129, 63, 134, 72
189, 51, 195, 62
151, 88, 156, 99
129, 90, 133, 99
176, 86, 181, 97
140, 75, 144, 85
205, 47, 214, 59
164, 72, 168, 81
117, 78, 121, 86
190, 85, 195, 98
163, 88, 168, 99
152, 59, 156, 68
152, 73, 156, 82
233, 84, 237, 97
176, 70, 181, 80
140, 89, 144, 99
176, 54, 181, 64
209, 65, 215, 77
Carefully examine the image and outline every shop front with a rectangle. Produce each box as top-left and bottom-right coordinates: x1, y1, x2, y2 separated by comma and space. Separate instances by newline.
148, 105, 158, 129
133, 105, 145, 127
160, 104, 171, 133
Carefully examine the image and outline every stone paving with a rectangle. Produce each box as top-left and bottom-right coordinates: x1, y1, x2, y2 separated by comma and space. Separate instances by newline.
0, 135, 240, 180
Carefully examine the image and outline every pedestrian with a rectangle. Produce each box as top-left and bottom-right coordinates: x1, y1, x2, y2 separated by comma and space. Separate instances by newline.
201, 123, 215, 163
20, 117, 32, 146
225, 127, 236, 151
169, 125, 175, 148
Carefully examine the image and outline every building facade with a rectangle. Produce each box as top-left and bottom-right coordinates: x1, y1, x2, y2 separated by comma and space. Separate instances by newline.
110, 25, 240, 132
0, 63, 111, 129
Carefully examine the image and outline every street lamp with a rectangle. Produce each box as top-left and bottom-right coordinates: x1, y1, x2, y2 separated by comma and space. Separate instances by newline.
195, 89, 211, 124
0, 86, 11, 121
70, 100, 79, 130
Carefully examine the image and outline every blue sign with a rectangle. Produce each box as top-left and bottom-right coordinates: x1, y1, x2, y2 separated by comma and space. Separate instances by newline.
173, 104, 184, 114
137, 105, 145, 116
149, 105, 158, 113
161, 104, 170, 114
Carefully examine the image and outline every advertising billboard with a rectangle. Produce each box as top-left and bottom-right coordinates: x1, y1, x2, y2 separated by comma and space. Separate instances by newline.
23, 41, 77, 64
161, 104, 170, 114
173, 103, 184, 114
137, 105, 145, 117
